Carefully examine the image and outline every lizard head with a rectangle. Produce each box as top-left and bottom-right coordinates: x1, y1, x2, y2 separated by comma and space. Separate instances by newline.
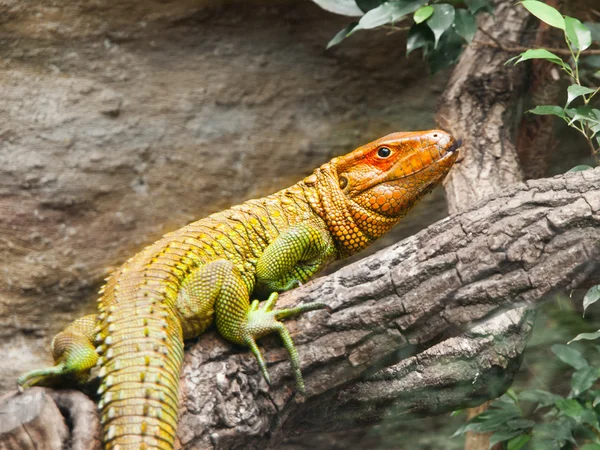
334, 130, 460, 218
306, 130, 460, 256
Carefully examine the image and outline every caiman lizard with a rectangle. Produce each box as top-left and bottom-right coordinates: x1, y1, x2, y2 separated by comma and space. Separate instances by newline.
18, 130, 460, 449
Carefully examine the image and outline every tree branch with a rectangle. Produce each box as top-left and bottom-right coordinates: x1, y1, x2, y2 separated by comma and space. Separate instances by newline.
175, 168, 600, 448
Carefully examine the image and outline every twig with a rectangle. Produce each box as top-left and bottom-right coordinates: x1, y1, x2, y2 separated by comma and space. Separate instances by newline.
476, 27, 600, 56
473, 40, 600, 56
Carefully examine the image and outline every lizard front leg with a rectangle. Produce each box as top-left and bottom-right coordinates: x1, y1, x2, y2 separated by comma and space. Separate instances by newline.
179, 255, 326, 394
235, 291, 328, 394
255, 221, 337, 292
227, 222, 336, 392
17, 314, 99, 389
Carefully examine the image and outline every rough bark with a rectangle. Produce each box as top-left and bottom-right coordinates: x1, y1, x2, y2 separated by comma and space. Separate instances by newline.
0, 388, 68, 450
436, 0, 530, 211
2, 167, 599, 449
435, 2, 534, 448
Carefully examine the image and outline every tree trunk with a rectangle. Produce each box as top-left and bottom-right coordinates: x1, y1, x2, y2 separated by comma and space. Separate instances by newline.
436, 1, 532, 448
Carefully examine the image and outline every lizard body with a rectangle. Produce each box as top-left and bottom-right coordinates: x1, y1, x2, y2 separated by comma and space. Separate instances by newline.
18, 130, 460, 449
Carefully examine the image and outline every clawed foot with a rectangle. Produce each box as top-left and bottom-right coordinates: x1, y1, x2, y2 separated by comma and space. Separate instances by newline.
243, 292, 329, 395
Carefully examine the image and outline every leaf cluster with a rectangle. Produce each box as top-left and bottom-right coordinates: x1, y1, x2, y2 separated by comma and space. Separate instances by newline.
454, 343, 600, 450
455, 285, 600, 449
324, 0, 493, 73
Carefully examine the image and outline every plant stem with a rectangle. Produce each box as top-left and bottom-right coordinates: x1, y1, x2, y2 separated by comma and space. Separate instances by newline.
473, 39, 600, 56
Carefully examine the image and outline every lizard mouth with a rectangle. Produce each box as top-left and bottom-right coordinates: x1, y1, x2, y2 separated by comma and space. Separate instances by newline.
388, 138, 460, 181
447, 138, 462, 154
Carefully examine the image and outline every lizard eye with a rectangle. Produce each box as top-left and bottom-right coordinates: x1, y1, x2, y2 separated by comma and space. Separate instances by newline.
377, 147, 392, 158
339, 176, 348, 190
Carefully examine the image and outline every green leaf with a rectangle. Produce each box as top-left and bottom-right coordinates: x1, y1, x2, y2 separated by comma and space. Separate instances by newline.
355, 0, 382, 13
566, 84, 596, 106
505, 388, 519, 404
414, 5, 434, 24
551, 344, 588, 370
529, 105, 566, 119
426, 4, 456, 48
390, 0, 428, 22
582, 407, 599, 427
569, 107, 600, 126
521, 1, 565, 30
556, 398, 585, 422
584, 285, 600, 315
581, 444, 600, 450
565, 107, 577, 118
531, 419, 575, 446
465, 0, 493, 15
453, 9, 477, 43
571, 366, 600, 396
529, 439, 561, 450
407, 23, 435, 56
466, 397, 522, 433
567, 164, 596, 173
312, 0, 364, 16
565, 17, 592, 52
506, 419, 536, 430
327, 22, 357, 49
354, 0, 428, 31
489, 430, 523, 447
507, 48, 564, 67
354, 3, 395, 30
519, 389, 562, 408
569, 330, 600, 343
507, 435, 531, 450
451, 423, 469, 437
426, 27, 464, 73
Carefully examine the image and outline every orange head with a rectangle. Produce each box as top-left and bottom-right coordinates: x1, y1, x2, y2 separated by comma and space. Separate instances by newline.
305, 130, 460, 256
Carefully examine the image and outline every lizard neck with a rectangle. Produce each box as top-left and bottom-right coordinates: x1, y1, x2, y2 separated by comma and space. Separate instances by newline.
301, 163, 399, 258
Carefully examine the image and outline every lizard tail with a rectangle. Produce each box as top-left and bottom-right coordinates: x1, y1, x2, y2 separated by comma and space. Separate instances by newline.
97, 302, 184, 450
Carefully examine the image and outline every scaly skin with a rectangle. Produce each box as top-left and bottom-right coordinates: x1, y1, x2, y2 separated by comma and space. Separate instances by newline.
18, 130, 460, 449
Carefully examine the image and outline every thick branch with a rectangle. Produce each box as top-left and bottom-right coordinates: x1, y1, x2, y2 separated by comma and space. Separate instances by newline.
178, 168, 600, 448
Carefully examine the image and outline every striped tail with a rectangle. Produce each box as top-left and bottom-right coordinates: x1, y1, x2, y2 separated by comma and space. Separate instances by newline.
96, 298, 184, 450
